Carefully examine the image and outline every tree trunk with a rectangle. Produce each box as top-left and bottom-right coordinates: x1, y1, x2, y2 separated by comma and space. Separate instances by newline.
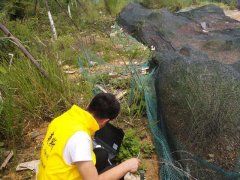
0, 23, 49, 79
45, 0, 58, 40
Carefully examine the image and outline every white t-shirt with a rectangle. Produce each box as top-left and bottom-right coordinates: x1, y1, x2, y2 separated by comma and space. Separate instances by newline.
63, 131, 92, 165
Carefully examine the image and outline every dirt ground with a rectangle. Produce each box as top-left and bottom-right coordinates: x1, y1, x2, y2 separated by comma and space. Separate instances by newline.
224, 9, 240, 21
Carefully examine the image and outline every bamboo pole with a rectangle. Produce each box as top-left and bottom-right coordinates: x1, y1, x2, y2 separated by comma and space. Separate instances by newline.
0, 23, 49, 79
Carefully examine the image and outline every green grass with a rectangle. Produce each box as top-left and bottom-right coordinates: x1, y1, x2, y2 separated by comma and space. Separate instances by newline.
0, 55, 74, 141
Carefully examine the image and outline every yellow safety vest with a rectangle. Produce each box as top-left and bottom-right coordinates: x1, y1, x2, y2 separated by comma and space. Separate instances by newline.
37, 105, 100, 180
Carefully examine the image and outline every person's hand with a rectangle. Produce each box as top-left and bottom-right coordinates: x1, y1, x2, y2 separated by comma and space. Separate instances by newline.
123, 158, 141, 173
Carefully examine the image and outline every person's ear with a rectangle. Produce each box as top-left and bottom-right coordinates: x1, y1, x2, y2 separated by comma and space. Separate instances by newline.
103, 119, 110, 124
99, 118, 110, 128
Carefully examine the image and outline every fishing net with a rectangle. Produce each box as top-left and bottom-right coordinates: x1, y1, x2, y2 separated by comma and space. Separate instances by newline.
77, 3, 240, 179
117, 3, 240, 180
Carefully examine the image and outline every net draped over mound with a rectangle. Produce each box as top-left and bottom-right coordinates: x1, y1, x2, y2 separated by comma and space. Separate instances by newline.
118, 3, 240, 179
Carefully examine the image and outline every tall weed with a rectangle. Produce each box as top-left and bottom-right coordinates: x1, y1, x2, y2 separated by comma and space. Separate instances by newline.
0, 56, 73, 141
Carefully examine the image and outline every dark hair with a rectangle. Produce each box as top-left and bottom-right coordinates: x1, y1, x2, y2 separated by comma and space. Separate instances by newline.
87, 93, 120, 120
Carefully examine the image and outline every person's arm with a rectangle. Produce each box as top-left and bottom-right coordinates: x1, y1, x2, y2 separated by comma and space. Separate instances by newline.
75, 158, 140, 180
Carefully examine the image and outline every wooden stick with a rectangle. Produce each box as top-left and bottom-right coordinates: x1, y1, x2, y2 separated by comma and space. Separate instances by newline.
0, 23, 49, 79
0, 150, 14, 170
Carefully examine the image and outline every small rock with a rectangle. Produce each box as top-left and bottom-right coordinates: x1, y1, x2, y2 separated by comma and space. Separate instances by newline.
207, 159, 214, 163
64, 70, 76, 74
200, 22, 208, 30
208, 154, 214, 158
89, 61, 97, 66
150, 45, 155, 51
29, 131, 41, 140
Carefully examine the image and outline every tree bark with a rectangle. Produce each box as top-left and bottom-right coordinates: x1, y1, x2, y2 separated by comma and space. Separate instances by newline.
45, 0, 58, 40
0, 23, 49, 79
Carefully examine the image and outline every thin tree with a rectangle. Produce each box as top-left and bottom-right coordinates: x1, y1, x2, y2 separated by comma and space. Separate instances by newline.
67, 0, 72, 19
45, 0, 57, 40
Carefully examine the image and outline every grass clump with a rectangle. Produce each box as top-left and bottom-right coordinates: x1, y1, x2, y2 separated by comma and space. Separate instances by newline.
0, 55, 73, 142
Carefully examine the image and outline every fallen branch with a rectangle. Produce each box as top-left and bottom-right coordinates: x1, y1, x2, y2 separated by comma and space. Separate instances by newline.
0, 150, 14, 170
0, 23, 49, 79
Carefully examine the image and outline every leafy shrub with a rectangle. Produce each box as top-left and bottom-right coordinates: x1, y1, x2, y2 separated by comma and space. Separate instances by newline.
117, 129, 154, 161
117, 129, 141, 161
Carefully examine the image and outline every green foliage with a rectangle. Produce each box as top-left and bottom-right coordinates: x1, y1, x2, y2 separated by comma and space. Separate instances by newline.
51, 35, 78, 65
0, 55, 74, 140
141, 142, 154, 158
142, 0, 193, 11
110, 78, 131, 90
7, 1, 26, 20
127, 78, 146, 117
117, 129, 154, 161
103, 0, 137, 15
117, 129, 141, 161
